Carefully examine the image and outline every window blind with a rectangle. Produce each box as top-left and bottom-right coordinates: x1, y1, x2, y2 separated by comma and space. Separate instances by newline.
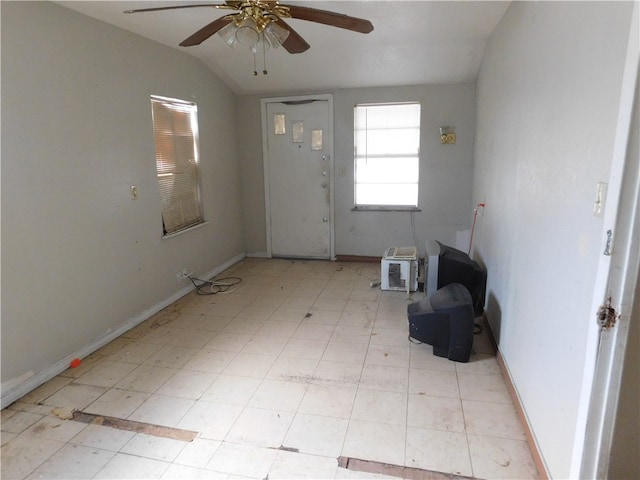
354, 102, 421, 207
151, 96, 203, 235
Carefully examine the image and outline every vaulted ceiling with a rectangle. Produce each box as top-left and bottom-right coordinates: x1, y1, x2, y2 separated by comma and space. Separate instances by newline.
56, 1, 511, 95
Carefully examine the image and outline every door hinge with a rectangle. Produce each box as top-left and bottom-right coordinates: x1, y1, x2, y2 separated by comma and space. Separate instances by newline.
597, 297, 619, 329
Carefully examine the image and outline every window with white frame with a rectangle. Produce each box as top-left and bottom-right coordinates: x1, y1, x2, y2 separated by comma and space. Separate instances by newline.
150, 96, 204, 235
354, 102, 421, 208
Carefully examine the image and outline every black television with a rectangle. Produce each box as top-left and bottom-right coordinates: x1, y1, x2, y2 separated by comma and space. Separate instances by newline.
425, 240, 487, 316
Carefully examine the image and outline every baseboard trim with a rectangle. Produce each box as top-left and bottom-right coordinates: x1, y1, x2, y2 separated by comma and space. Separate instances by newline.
484, 318, 550, 479
0, 252, 246, 410
336, 255, 381, 263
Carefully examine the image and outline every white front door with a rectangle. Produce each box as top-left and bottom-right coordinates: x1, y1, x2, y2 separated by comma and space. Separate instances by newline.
263, 96, 333, 259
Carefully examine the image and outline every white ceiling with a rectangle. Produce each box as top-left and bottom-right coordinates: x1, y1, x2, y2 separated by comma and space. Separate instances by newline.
55, 1, 511, 95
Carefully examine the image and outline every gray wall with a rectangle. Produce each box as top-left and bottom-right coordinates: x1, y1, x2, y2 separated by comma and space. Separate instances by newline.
239, 84, 476, 257
472, 2, 634, 478
1, 2, 244, 399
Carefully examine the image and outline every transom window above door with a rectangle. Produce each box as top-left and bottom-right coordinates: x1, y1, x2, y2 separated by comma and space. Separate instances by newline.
353, 102, 421, 209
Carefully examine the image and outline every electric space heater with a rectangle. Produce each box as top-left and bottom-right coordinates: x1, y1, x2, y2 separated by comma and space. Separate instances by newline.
381, 246, 418, 293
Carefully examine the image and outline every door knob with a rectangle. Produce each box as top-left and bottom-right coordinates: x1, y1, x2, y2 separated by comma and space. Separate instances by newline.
321, 181, 329, 188
322, 217, 329, 223
322, 171, 328, 177
322, 155, 330, 161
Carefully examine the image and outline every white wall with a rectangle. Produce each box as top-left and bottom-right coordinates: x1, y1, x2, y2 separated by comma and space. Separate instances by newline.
239, 84, 476, 257
1, 2, 244, 403
472, 2, 634, 478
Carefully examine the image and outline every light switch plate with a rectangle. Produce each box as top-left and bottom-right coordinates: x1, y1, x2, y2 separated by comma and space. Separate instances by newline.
593, 181, 607, 217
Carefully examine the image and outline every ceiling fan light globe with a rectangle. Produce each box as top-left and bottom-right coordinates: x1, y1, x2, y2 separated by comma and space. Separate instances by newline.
264, 22, 290, 49
217, 22, 238, 47
235, 17, 260, 47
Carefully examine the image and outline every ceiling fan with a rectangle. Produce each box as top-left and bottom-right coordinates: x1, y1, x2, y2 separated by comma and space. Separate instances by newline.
124, 1, 374, 57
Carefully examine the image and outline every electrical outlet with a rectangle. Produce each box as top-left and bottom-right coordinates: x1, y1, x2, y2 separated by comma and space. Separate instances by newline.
176, 268, 188, 282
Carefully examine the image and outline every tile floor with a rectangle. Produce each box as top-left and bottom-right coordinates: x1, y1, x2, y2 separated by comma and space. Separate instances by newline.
1, 258, 540, 479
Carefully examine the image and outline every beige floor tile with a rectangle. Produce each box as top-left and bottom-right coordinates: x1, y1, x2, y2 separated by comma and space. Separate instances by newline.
222, 352, 278, 378
143, 345, 199, 369
84, 388, 151, 418
0, 432, 65, 480
23, 416, 87, 442
269, 450, 338, 479
365, 344, 410, 368
298, 384, 357, 419
69, 423, 135, 451
463, 399, 527, 440
201, 374, 261, 405
155, 369, 217, 400
458, 372, 512, 404
409, 343, 457, 372
283, 413, 349, 457
169, 328, 218, 349
351, 389, 407, 426
240, 334, 289, 355
162, 463, 228, 479
27, 443, 115, 479
115, 364, 178, 393
248, 379, 308, 412
369, 327, 410, 346
73, 360, 138, 388
107, 341, 163, 364
280, 338, 328, 360
176, 400, 243, 440
313, 360, 363, 388
292, 322, 336, 341
120, 432, 187, 462
456, 352, 502, 375
468, 434, 540, 479
41, 383, 108, 410
1, 411, 44, 434
253, 321, 300, 340
128, 394, 195, 427
18, 377, 73, 405
343, 419, 406, 466
173, 438, 221, 468
94, 452, 170, 479
205, 332, 253, 352
225, 407, 295, 447
374, 312, 409, 330
206, 442, 277, 478
331, 325, 373, 344
405, 426, 472, 476
408, 368, 460, 398
359, 364, 408, 392
322, 341, 369, 364
266, 356, 319, 383
182, 348, 237, 374
407, 394, 465, 432
2, 259, 539, 480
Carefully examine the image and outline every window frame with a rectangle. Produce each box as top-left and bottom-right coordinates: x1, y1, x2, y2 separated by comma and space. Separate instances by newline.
150, 95, 205, 237
353, 101, 421, 211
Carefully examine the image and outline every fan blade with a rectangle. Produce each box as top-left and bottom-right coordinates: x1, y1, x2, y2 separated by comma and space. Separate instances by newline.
179, 16, 234, 46
283, 4, 373, 34
124, 3, 236, 14
275, 18, 310, 54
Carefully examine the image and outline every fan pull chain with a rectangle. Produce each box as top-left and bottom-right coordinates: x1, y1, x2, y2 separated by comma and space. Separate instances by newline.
253, 50, 258, 76
262, 39, 268, 75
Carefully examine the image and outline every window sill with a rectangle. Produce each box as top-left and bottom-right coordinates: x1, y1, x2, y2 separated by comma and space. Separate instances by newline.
162, 221, 208, 239
352, 206, 421, 212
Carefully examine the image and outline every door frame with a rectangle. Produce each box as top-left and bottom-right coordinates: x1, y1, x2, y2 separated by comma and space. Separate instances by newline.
260, 93, 336, 260
571, 4, 640, 477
